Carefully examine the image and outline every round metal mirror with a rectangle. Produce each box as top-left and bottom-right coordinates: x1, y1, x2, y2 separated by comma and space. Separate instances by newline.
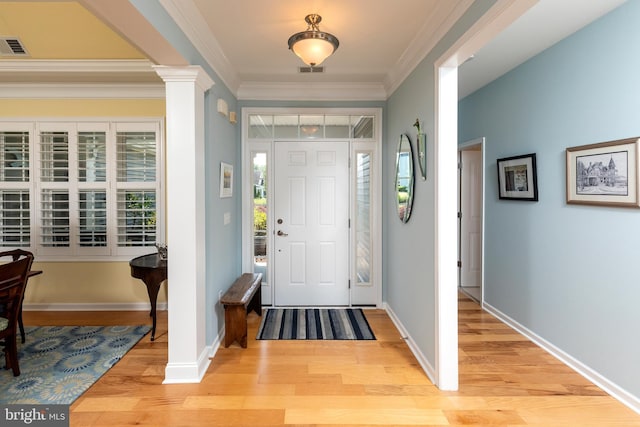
395, 134, 414, 223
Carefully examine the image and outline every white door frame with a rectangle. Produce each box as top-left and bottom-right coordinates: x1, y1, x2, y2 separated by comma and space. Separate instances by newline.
241, 108, 382, 308
458, 138, 485, 303
434, 0, 537, 391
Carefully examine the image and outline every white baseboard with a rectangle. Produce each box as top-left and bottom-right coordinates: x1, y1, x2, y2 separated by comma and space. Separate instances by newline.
22, 302, 168, 311
483, 302, 640, 415
209, 324, 225, 358
163, 345, 211, 384
383, 302, 436, 385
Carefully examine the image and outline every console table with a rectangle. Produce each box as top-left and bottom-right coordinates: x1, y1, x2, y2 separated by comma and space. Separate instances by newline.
130, 253, 167, 341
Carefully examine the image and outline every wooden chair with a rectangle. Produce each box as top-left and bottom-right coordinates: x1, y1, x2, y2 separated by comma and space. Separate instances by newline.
0, 250, 38, 343
0, 253, 33, 376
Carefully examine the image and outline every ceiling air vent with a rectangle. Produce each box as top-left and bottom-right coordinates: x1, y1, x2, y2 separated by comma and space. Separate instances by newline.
0, 37, 29, 56
298, 66, 324, 73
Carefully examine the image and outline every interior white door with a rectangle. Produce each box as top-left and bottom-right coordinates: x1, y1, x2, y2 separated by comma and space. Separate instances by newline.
274, 141, 350, 306
460, 149, 482, 291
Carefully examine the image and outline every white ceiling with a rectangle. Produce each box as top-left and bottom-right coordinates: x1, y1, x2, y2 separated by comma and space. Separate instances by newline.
0, 0, 627, 101
160, 0, 473, 99
162, 0, 627, 100
190, 0, 464, 83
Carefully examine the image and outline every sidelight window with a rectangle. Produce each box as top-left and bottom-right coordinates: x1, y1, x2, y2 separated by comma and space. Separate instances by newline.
252, 151, 268, 289
356, 152, 372, 284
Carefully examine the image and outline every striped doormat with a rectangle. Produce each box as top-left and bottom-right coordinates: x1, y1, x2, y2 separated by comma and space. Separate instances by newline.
257, 308, 375, 340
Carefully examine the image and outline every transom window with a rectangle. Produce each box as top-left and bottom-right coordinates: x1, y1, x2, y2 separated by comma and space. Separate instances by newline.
247, 114, 375, 140
0, 120, 164, 260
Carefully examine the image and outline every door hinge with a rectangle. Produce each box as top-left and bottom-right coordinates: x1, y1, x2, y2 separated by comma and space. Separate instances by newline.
457, 211, 462, 219
457, 261, 462, 268
348, 218, 351, 228
348, 279, 351, 289
458, 161, 462, 170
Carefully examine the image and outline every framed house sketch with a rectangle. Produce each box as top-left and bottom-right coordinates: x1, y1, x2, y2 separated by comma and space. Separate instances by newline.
497, 153, 538, 201
566, 137, 639, 207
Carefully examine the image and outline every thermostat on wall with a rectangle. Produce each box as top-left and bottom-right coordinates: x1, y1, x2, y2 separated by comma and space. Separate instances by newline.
217, 98, 228, 117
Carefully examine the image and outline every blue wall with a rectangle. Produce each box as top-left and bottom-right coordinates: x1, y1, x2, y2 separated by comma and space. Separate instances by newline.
130, 1, 241, 345
459, 1, 640, 399
385, 0, 498, 372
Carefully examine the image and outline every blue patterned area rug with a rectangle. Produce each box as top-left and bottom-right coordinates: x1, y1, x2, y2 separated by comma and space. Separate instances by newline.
0, 325, 150, 404
257, 308, 375, 340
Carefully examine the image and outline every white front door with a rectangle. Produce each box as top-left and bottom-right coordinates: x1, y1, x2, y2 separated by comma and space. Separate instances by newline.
459, 148, 483, 299
273, 141, 350, 306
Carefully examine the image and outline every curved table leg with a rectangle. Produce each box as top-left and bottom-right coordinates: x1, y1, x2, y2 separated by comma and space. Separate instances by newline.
130, 255, 166, 342
144, 281, 161, 341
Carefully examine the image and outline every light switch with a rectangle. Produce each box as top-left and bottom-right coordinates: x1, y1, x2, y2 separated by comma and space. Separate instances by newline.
224, 212, 231, 225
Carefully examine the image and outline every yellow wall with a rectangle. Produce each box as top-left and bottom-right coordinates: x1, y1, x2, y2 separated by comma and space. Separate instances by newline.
26, 261, 166, 306
0, 99, 165, 117
3, 98, 167, 308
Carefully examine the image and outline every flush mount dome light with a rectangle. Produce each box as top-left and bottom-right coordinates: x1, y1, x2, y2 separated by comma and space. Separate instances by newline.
287, 14, 339, 67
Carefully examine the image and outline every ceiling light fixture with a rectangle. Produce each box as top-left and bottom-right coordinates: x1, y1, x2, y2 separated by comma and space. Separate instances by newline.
287, 14, 339, 67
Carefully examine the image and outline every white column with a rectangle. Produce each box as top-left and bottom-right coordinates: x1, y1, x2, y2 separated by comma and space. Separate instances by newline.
434, 65, 459, 390
154, 65, 214, 383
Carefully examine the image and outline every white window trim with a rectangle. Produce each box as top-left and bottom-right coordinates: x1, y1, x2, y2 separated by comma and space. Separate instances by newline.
0, 117, 165, 262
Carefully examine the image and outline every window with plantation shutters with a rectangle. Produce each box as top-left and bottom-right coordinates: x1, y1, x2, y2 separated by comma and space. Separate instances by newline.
76, 130, 108, 249
40, 131, 69, 182
1, 131, 29, 182
79, 190, 107, 247
0, 131, 30, 247
0, 190, 30, 247
117, 190, 156, 246
40, 189, 70, 247
0, 119, 164, 260
115, 130, 158, 248
78, 132, 106, 183
117, 131, 156, 182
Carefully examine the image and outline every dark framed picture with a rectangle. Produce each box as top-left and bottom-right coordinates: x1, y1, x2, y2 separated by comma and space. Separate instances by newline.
496, 153, 538, 201
566, 137, 639, 208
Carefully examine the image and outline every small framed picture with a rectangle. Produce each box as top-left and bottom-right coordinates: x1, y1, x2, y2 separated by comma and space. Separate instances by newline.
219, 162, 233, 198
496, 153, 538, 201
566, 137, 639, 207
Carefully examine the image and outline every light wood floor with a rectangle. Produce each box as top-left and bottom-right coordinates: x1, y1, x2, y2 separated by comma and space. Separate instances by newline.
22, 294, 640, 426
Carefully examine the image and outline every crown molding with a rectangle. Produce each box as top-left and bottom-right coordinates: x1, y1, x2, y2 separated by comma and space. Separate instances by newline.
158, 0, 239, 93
384, 0, 474, 96
0, 59, 164, 98
236, 82, 387, 101
0, 59, 156, 73
0, 83, 165, 99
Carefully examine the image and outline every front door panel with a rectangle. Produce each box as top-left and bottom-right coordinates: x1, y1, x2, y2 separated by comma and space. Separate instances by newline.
274, 141, 349, 306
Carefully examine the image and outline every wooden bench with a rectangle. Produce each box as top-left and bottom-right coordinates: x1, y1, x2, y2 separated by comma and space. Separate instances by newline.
220, 273, 262, 348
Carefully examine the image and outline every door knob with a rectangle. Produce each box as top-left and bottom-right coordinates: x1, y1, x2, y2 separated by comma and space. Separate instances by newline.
277, 230, 288, 236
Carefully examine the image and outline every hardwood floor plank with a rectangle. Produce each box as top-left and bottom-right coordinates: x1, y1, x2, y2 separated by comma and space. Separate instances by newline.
20, 295, 640, 426
87, 409, 286, 427
284, 408, 449, 425
443, 409, 525, 425
182, 395, 245, 409
73, 397, 140, 412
